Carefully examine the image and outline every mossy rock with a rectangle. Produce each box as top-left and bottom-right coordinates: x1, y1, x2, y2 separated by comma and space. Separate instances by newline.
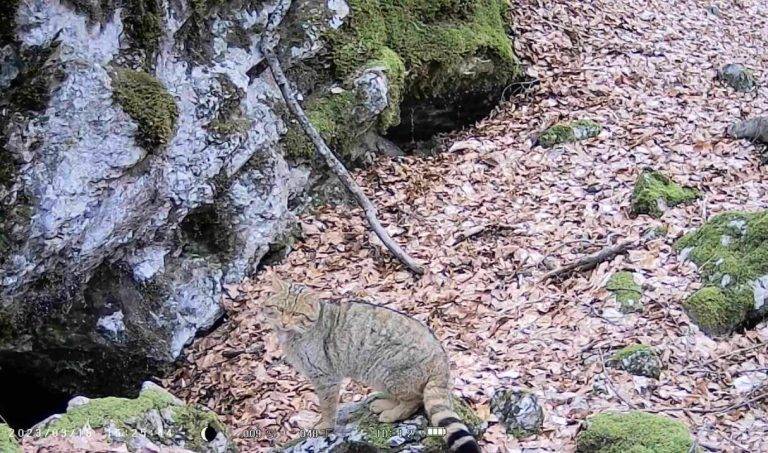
607, 344, 661, 379
490, 388, 544, 438
717, 64, 757, 93
37, 382, 234, 452
577, 412, 693, 453
675, 211, 768, 335
606, 272, 643, 313
0, 424, 20, 453
111, 68, 179, 150
283, 0, 520, 162
631, 170, 698, 218
538, 119, 602, 148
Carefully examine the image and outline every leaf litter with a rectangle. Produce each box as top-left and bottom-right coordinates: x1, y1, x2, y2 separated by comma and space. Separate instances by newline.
165, 0, 768, 451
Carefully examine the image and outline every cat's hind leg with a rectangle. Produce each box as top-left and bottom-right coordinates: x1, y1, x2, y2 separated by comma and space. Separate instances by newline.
370, 396, 398, 414
377, 398, 421, 423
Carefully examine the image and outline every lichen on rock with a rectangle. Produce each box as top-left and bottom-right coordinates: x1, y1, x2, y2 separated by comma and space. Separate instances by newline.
676, 211, 768, 335
111, 68, 179, 150
631, 169, 698, 218
490, 388, 544, 438
0, 424, 20, 453
606, 271, 643, 312
717, 63, 757, 92
607, 344, 662, 379
538, 119, 602, 148
577, 411, 693, 453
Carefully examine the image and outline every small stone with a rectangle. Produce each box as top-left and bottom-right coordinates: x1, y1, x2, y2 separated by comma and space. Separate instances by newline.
717, 64, 758, 92
630, 169, 698, 218
605, 272, 643, 313
607, 344, 662, 379
538, 119, 602, 148
67, 396, 91, 410
490, 388, 544, 438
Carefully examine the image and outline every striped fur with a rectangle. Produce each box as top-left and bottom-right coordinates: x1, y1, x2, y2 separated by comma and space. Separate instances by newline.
262, 277, 482, 451
424, 379, 481, 452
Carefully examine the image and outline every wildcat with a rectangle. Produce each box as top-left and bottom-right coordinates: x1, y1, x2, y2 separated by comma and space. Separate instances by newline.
261, 277, 481, 453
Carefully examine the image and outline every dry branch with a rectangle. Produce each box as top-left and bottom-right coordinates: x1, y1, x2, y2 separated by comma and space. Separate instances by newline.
541, 238, 639, 281
259, 0, 424, 275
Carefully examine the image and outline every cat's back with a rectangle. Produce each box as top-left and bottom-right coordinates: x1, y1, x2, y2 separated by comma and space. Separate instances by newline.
320, 299, 447, 379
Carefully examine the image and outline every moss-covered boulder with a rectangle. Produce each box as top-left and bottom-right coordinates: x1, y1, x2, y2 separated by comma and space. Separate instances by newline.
631, 170, 698, 218
30, 382, 234, 452
577, 412, 693, 453
537, 119, 602, 148
717, 64, 757, 92
676, 211, 768, 335
281, 393, 485, 452
286, 0, 522, 159
607, 345, 662, 379
490, 388, 544, 438
111, 68, 179, 150
0, 424, 20, 453
606, 272, 643, 313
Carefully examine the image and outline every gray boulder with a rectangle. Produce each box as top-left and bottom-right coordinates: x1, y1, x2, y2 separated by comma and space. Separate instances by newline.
717, 64, 757, 92
490, 388, 544, 438
607, 345, 662, 379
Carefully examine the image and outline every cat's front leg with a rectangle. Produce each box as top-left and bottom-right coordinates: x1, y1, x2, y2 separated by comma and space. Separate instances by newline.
313, 379, 342, 431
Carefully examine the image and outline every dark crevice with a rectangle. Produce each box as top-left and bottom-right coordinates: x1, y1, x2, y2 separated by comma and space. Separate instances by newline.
0, 367, 71, 429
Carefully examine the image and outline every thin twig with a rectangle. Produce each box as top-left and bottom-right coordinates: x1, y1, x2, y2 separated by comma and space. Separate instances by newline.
681, 341, 768, 374
541, 237, 639, 281
598, 348, 638, 409
259, 0, 424, 275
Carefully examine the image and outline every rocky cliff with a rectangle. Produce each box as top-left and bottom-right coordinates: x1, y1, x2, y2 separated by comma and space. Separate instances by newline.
0, 0, 520, 415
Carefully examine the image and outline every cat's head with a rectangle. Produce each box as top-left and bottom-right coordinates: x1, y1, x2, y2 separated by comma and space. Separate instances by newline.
262, 276, 320, 334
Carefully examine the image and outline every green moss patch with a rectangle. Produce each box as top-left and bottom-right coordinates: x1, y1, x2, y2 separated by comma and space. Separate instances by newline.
675, 211, 768, 335
330, 0, 519, 100
631, 170, 698, 218
43, 387, 177, 434
41, 385, 230, 451
122, 0, 164, 62
606, 272, 643, 313
283, 0, 520, 161
0, 424, 20, 453
577, 412, 693, 453
111, 69, 178, 150
538, 119, 602, 148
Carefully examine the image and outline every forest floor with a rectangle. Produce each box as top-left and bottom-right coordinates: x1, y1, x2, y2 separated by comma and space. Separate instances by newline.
166, 0, 768, 451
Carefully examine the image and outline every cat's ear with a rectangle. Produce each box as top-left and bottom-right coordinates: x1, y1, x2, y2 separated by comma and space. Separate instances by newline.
270, 274, 290, 294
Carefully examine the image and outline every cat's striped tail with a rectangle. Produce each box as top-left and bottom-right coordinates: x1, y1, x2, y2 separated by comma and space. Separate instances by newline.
423, 379, 482, 453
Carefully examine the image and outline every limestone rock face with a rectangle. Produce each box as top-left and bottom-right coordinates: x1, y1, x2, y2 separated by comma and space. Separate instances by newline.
0, 0, 520, 398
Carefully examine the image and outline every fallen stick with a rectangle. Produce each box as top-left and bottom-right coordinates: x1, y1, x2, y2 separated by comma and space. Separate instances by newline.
541, 238, 638, 282
259, 0, 424, 275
